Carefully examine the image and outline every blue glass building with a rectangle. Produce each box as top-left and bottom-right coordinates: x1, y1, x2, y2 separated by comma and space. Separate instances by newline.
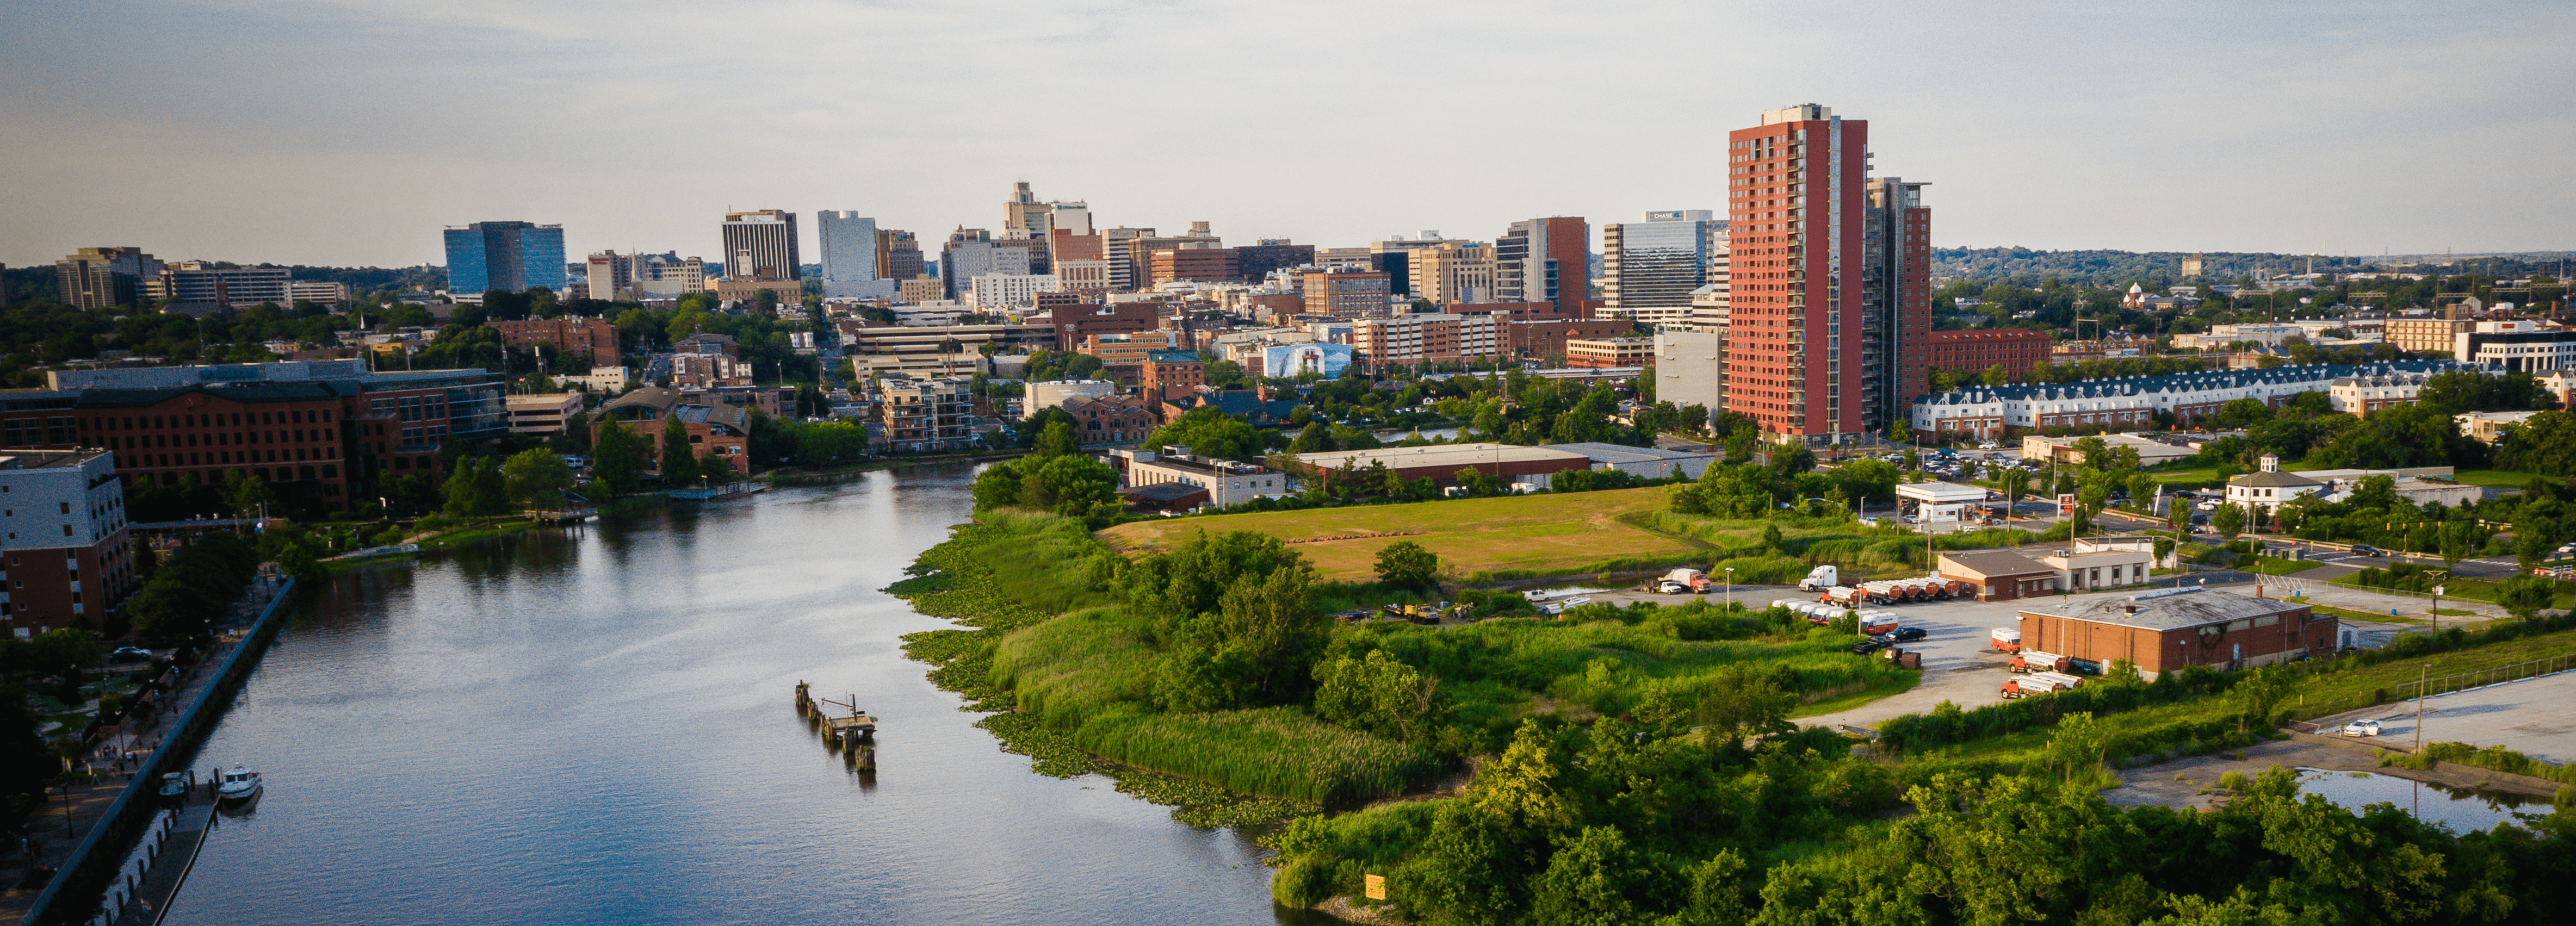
443, 221, 567, 300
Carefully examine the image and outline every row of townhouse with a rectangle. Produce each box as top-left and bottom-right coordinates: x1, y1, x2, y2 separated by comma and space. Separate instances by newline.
1908, 361, 2462, 440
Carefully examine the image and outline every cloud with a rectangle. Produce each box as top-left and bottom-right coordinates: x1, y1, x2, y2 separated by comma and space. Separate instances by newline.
2, 0, 2568, 267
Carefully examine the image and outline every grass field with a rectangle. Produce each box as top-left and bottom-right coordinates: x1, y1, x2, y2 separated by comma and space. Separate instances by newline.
2448, 469, 2544, 488
1098, 487, 1705, 582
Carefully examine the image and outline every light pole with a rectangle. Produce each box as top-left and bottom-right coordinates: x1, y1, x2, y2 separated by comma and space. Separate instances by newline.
1724, 567, 1734, 612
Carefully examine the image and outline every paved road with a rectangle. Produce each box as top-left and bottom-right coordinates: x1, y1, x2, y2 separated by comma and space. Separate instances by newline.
2309, 669, 2576, 765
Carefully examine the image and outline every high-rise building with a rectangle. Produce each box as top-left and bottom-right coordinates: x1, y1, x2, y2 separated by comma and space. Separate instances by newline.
1101, 227, 1157, 292
878, 229, 926, 283
636, 253, 707, 298
54, 247, 164, 309
1004, 182, 1091, 275
443, 222, 566, 302
1367, 232, 1471, 296
149, 262, 293, 309
1724, 104, 1869, 442
941, 228, 1034, 301
1409, 242, 1497, 307
1495, 217, 1589, 318
1235, 240, 1315, 282
720, 210, 801, 283
1862, 177, 1932, 430
1603, 210, 1727, 325
586, 251, 635, 301
817, 211, 894, 299
1148, 246, 1239, 285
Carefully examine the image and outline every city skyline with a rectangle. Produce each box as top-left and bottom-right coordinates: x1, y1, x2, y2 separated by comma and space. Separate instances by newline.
3, 2, 2572, 269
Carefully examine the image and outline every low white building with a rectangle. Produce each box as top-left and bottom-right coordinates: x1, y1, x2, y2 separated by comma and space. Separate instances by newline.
2021, 433, 2197, 467
1896, 481, 1993, 523
968, 274, 1063, 310
2456, 409, 2545, 444
1024, 380, 1118, 420
1910, 361, 2461, 440
2456, 320, 2576, 373
1115, 449, 1289, 509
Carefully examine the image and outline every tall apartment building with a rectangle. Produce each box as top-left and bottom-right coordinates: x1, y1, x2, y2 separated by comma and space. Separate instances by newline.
817, 211, 894, 299
1302, 269, 1393, 319
443, 221, 567, 301
877, 229, 926, 284
720, 210, 801, 283
1602, 210, 1726, 325
1353, 313, 1501, 367
55, 247, 164, 309
0, 450, 140, 639
1101, 227, 1157, 292
1862, 177, 1933, 431
1495, 217, 1590, 318
148, 263, 294, 309
1409, 242, 1497, 306
1724, 104, 1870, 442
1366, 232, 1470, 296
942, 228, 1036, 301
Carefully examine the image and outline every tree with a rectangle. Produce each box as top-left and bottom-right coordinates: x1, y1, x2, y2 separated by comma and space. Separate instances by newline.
1694, 662, 1797, 747
1374, 540, 1440, 589
592, 418, 647, 495
1144, 407, 1266, 462
660, 416, 701, 483
1031, 420, 1081, 458
2211, 501, 2247, 539
1312, 649, 1446, 744
441, 457, 509, 517
2497, 573, 2556, 622
2227, 666, 2295, 734
2046, 711, 2110, 781
501, 448, 574, 509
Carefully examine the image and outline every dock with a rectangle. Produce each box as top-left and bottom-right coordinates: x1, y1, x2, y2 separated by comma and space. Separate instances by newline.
103, 780, 219, 926
794, 682, 877, 772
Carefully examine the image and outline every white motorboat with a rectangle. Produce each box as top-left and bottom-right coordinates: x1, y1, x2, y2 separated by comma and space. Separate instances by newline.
216, 766, 262, 805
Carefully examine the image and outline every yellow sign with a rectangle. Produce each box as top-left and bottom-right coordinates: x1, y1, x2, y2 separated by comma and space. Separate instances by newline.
1364, 874, 1385, 900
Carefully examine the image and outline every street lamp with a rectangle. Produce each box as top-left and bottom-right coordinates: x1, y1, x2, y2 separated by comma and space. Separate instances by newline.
1724, 567, 1734, 612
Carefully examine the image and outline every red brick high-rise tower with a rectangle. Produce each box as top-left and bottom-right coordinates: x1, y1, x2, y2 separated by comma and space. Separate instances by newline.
1725, 104, 1871, 443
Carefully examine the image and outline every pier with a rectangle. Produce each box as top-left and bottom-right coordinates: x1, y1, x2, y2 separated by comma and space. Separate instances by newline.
794, 682, 877, 772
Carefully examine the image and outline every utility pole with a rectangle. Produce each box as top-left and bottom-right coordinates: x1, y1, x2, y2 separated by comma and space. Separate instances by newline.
2414, 663, 2429, 754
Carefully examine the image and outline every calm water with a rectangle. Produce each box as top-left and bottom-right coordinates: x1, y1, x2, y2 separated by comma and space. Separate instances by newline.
164, 465, 1294, 925
2293, 767, 2546, 832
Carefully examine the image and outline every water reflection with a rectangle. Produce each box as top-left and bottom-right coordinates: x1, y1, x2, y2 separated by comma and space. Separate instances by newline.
165, 464, 1297, 926
2293, 767, 2543, 832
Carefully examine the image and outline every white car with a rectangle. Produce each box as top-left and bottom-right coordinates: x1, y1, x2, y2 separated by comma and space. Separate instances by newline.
2342, 719, 2383, 737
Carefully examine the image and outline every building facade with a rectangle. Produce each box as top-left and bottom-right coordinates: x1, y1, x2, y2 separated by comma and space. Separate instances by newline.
878, 376, 975, 452
1119, 450, 1285, 508
1654, 330, 1724, 421
1149, 246, 1241, 285
1725, 104, 1868, 442
1928, 328, 2051, 381
1063, 393, 1160, 445
150, 263, 293, 308
1409, 242, 1497, 307
1908, 361, 2462, 440
55, 247, 164, 309
506, 393, 585, 434
486, 318, 621, 367
816, 211, 887, 299
1302, 269, 1392, 319
444, 221, 567, 300
1496, 217, 1589, 318
940, 229, 1035, 301
1602, 210, 1724, 324
1565, 337, 1656, 369
1862, 177, 1932, 431
0, 450, 139, 639
720, 210, 801, 284
968, 273, 1063, 310
2020, 588, 2331, 675
1353, 313, 1501, 367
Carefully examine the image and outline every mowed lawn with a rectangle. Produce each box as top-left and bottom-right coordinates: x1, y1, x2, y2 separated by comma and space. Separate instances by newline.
1097, 487, 1703, 581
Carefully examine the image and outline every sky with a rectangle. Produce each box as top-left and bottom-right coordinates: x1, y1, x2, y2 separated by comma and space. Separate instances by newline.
3, 0, 2571, 270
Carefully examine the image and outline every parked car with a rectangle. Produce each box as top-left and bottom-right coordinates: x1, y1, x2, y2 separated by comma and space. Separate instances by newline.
110, 645, 153, 662
2350, 544, 2382, 557
1850, 639, 1886, 655
2342, 719, 2383, 737
1879, 626, 1929, 643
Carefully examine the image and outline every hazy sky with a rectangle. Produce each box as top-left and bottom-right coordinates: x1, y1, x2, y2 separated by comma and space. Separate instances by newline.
4, 1, 2569, 270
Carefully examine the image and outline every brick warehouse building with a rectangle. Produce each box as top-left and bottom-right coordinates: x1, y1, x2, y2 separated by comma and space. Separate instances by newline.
32, 361, 506, 509
486, 317, 622, 368
2018, 587, 2333, 675
0, 449, 141, 639
1929, 328, 2052, 382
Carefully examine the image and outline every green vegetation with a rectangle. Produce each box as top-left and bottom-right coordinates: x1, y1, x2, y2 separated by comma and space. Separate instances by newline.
1102, 487, 1699, 582
126, 532, 259, 642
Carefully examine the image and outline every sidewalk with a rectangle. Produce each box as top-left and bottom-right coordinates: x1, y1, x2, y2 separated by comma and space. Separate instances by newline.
0, 576, 286, 923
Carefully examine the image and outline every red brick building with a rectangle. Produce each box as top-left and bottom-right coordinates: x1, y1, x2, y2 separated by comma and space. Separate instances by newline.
1140, 351, 1205, 403
0, 450, 140, 638
487, 318, 621, 368
1039, 301, 1162, 351
1726, 104, 1869, 442
1149, 248, 1241, 285
2019, 588, 2334, 675
1929, 328, 2052, 382
1062, 393, 1161, 445
593, 387, 753, 477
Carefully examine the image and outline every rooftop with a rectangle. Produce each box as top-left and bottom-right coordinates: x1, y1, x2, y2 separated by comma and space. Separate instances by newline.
1293, 442, 1590, 470
1542, 442, 1716, 465
1915, 361, 2461, 408
2231, 470, 2324, 488
2029, 587, 2308, 631
1939, 550, 2055, 577
0, 449, 108, 470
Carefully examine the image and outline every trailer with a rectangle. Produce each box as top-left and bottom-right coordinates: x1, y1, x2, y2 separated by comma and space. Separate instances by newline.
2008, 650, 2073, 674
1857, 610, 1902, 636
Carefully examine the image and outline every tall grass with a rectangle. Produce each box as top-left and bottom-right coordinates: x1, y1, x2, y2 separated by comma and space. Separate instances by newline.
1073, 706, 1443, 803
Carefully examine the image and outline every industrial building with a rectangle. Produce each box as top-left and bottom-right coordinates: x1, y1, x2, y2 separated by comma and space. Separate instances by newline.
2017, 588, 2332, 675
1291, 443, 1593, 489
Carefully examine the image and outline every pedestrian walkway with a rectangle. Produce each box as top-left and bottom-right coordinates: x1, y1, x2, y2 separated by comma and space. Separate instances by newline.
0, 576, 286, 924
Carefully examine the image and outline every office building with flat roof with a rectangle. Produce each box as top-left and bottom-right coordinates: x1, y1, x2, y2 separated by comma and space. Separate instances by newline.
818, 211, 895, 300
55, 247, 164, 309
0, 449, 139, 639
1725, 104, 1868, 442
1603, 210, 1725, 325
1496, 217, 1590, 318
444, 221, 566, 301
721, 209, 801, 283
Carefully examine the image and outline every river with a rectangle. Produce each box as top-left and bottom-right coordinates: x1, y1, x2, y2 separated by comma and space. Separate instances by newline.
162, 463, 1299, 925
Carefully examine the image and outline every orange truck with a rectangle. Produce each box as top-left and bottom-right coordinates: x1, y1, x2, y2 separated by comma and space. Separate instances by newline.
1990, 628, 2022, 652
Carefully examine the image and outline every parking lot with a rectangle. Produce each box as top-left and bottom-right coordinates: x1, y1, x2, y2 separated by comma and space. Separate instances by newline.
2312, 669, 2576, 765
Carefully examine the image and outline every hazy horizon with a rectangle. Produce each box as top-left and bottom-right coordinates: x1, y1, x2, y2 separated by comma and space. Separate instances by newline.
4, 1, 2569, 270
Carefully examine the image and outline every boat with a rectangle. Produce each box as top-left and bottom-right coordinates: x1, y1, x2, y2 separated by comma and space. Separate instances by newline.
216, 766, 262, 806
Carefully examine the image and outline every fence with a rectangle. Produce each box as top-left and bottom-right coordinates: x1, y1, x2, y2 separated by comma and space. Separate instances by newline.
2288, 653, 2576, 732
